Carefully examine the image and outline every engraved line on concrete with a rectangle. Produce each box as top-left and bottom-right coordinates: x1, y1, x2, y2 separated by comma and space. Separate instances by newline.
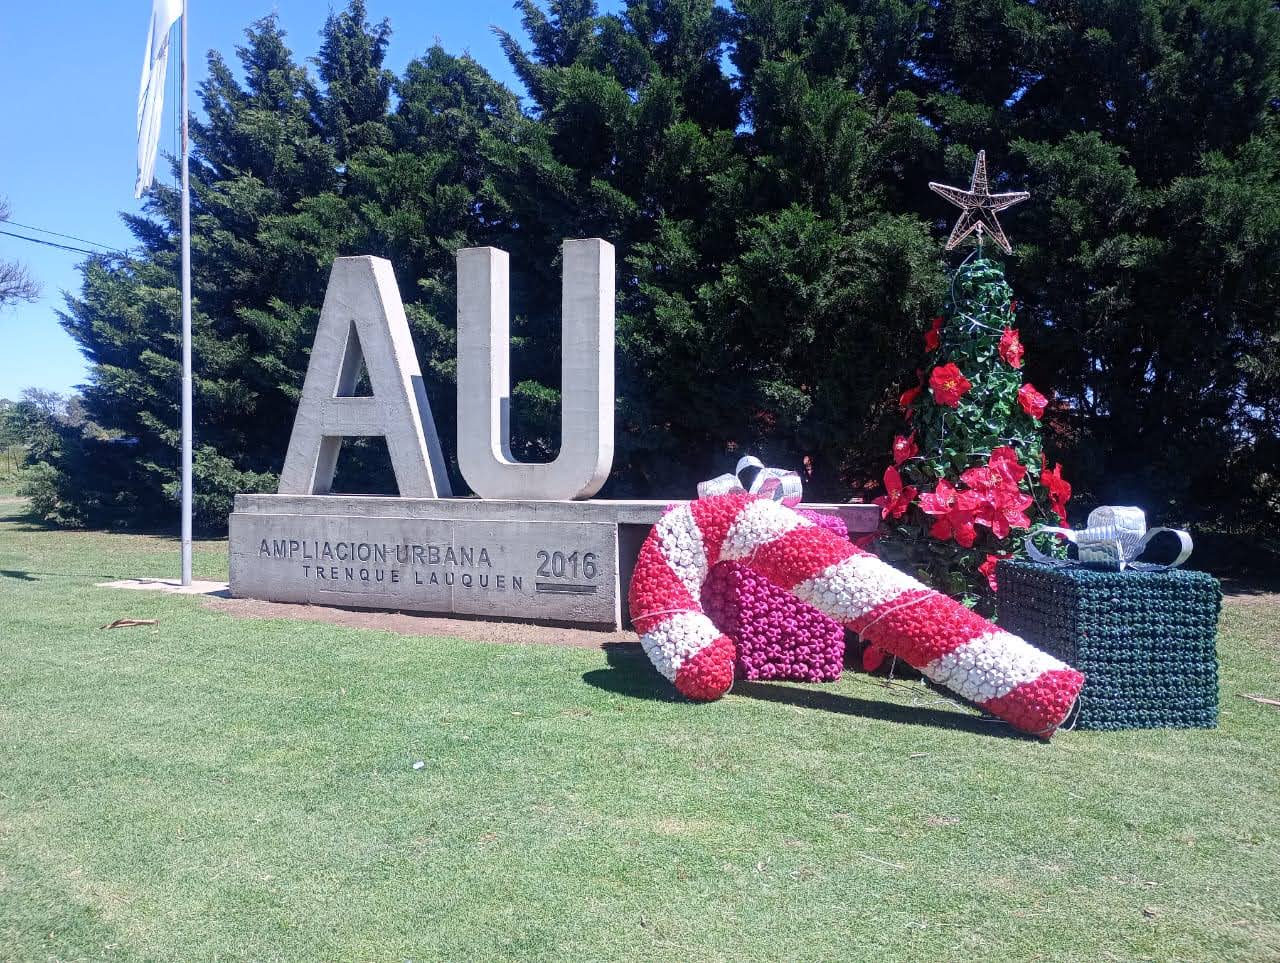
535, 582, 598, 595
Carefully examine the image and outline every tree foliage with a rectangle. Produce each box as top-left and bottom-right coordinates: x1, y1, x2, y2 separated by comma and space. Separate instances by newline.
28, 0, 1280, 566
0, 198, 40, 309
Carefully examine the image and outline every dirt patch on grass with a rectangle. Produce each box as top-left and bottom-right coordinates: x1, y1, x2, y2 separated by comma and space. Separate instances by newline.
204, 594, 637, 650
1221, 578, 1280, 610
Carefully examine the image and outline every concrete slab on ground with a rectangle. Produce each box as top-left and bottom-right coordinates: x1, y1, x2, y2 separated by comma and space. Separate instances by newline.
228, 494, 880, 630
98, 577, 231, 597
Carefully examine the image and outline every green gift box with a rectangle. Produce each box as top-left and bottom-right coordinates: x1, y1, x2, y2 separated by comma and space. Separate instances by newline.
996, 560, 1221, 731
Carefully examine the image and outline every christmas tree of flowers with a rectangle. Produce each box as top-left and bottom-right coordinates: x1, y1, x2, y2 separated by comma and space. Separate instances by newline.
876, 153, 1071, 609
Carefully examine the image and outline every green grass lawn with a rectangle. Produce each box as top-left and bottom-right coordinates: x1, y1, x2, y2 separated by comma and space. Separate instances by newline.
1, 497, 1277, 962
0, 448, 24, 497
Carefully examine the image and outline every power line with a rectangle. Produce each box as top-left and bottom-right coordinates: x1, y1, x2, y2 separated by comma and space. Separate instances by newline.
2, 220, 124, 254
0, 228, 122, 258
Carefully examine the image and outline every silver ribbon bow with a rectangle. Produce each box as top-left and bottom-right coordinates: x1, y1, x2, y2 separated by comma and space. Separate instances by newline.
698, 455, 803, 507
1025, 506, 1193, 571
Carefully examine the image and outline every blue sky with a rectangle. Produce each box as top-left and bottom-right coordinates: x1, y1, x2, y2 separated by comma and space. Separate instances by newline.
0, 0, 591, 401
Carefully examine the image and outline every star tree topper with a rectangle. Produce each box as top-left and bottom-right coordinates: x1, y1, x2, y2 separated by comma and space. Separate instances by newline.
929, 150, 1029, 255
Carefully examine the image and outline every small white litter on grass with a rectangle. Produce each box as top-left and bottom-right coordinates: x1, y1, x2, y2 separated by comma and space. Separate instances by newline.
98, 578, 229, 597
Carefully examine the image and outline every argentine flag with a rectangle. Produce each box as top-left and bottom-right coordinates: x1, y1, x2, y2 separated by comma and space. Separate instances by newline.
134, 0, 183, 198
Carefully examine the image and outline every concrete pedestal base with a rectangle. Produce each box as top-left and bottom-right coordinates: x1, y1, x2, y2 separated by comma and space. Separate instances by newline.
229, 494, 879, 630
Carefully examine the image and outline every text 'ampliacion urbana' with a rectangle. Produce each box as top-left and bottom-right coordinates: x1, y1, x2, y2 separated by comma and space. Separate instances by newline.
257, 538, 516, 589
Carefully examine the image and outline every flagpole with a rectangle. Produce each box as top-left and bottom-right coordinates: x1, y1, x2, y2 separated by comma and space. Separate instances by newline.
179, 0, 193, 586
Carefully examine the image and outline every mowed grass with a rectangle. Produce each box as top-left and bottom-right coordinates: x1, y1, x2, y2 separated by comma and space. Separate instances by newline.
0, 498, 1277, 962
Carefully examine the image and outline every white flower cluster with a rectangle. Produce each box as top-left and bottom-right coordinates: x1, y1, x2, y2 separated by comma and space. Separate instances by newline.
641, 611, 723, 682
926, 631, 1068, 703
792, 553, 921, 623
656, 504, 709, 601
720, 498, 813, 562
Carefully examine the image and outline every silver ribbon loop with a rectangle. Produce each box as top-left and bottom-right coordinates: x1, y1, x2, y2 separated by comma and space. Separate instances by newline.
698, 455, 803, 507
1024, 506, 1193, 571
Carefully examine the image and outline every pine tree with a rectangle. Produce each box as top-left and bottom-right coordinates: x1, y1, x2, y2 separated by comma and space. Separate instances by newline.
877, 248, 1070, 609
48, 5, 516, 526
708, 0, 945, 499
54, 15, 340, 529
496, 0, 946, 497
494, 0, 748, 492
310, 0, 394, 163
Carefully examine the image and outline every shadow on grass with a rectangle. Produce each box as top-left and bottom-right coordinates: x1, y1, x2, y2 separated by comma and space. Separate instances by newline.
1, 569, 130, 581
4, 516, 224, 542
583, 643, 1030, 740
1220, 576, 1280, 598
730, 681, 1028, 739
581, 643, 683, 702
0, 504, 223, 543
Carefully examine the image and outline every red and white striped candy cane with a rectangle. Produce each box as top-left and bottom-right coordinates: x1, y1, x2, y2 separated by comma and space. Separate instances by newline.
628, 493, 1084, 737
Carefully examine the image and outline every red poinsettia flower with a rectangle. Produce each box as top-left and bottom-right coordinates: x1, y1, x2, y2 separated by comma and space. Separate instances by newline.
1041, 461, 1072, 523
957, 470, 997, 532
874, 466, 917, 520
1017, 383, 1048, 419
983, 486, 1035, 539
892, 433, 919, 465
862, 643, 887, 673
919, 479, 981, 547
961, 448, 1026, 498
979, 553, 1012, 593
989, 445, 1027, 485
1009, 299, 1018, 314
930, 508, 979, 548
898, 385, 922, 422
929, 363, 972, 408
960, 464, 999, 494
998, 328, 1024, 368
924, 315, 943, 352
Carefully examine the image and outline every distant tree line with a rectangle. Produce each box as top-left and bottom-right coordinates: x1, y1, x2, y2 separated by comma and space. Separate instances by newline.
18, 0, 1280, 568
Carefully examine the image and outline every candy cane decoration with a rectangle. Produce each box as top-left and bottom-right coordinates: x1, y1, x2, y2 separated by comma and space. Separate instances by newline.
628, 493, 1084, 737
